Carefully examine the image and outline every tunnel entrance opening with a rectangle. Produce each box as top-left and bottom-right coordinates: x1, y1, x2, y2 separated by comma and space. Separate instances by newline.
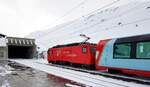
8, 45, 35, 59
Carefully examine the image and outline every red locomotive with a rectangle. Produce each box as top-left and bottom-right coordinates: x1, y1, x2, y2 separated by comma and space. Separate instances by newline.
47, 43, 96, 69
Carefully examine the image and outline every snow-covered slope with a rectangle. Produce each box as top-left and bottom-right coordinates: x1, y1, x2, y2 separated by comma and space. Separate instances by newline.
27, 1, 150, 50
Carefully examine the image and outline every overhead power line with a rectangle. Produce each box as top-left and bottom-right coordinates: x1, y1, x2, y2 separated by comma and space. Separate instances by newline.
55, 17, 150, 44
42, 0, 120, 34
85, 0, 120, 17
43, 0, 88, 32
70, 1, 146, 34
45, 0, 126, 40
47, 0, 150, 43
54, 0, 88, 22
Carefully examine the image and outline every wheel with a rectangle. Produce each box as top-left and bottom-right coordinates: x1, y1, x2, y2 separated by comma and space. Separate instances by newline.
48, 61, 51, 63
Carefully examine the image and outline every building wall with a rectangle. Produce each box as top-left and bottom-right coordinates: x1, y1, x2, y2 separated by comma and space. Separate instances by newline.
0, 47, 8, 60
0, 36, 7, 60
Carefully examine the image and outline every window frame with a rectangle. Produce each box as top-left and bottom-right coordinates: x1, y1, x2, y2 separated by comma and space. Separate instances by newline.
113, 43, 132, 59
135, 40, 150, 59
90, 47, 96, 54
113, 40, 150, 60
82, 47, 87, 53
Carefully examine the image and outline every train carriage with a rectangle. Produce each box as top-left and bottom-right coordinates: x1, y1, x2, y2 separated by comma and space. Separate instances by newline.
96, 34, 150, 76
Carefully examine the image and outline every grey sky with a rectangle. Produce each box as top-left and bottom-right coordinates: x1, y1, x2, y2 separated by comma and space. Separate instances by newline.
0, 0, 146, 37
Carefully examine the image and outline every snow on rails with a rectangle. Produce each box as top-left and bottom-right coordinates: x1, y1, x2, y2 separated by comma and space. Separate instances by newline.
11, 59, 150, 87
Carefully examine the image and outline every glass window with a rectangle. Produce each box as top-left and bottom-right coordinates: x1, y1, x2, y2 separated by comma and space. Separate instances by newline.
114, 43, 131, 58
91, 47, 96, 54
47, 50, 52, 54
136, 42, 150, 59
82, 47, 87, 53
50, 50, 53, 54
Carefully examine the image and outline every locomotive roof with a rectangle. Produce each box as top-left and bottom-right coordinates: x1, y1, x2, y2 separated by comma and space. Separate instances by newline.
52, 42, 96, 48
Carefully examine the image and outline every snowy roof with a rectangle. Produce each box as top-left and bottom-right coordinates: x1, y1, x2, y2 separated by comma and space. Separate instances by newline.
52, 42, 96, 48
0, 33, 6, 38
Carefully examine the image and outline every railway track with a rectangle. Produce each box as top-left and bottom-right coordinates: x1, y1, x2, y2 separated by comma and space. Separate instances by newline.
47, 63, 150, 85
36, 63, 128, 87
11, 59, 150, 87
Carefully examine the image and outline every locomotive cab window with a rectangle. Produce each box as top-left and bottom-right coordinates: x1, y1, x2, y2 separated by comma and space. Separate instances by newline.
114, 43, 131, 58
136, 41, 150, 59
91, 47, 96, 54
82, 47, 87, 53
48, 50, 53, 54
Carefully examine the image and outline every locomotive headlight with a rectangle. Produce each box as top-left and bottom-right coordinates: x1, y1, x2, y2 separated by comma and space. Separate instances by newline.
95, 51, 99, 59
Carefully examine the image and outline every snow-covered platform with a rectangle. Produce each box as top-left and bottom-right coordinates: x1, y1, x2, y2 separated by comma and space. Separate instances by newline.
11, 59, 150, 87
1, 60, 82, 87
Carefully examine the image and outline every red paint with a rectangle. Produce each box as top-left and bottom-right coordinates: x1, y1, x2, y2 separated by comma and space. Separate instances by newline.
48, 43, 96, 65
95, 40, 110, 70
96, 66, 150, 76
96, 66, 108, 71
121, 68, 150, 77
48, 39, 150, 77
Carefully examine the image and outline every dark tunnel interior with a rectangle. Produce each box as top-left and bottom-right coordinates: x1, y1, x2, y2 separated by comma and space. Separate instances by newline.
8, 46, 35, 59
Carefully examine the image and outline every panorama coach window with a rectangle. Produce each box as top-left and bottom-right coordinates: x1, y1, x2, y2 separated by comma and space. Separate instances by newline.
136, 41, 150, 59
114, 43, 131, 58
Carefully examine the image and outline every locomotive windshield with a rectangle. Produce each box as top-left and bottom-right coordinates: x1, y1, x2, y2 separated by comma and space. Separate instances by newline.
91, 47, 96, 54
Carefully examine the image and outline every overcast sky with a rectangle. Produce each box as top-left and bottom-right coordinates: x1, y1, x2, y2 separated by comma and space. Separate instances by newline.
0, 0, 147, 37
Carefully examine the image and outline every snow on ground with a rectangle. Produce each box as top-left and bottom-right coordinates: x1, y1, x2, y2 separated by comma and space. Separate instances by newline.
11, 59, 149, 87
0, 38, 7, 46
1, 80, 11, 87
65, 83, 83, 87
0, 65, 12, 77
0, 63, 12, 87
35, 58, 48, 64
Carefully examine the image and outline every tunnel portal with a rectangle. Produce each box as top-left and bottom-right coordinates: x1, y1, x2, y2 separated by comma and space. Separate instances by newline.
7, 37, 36, 59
